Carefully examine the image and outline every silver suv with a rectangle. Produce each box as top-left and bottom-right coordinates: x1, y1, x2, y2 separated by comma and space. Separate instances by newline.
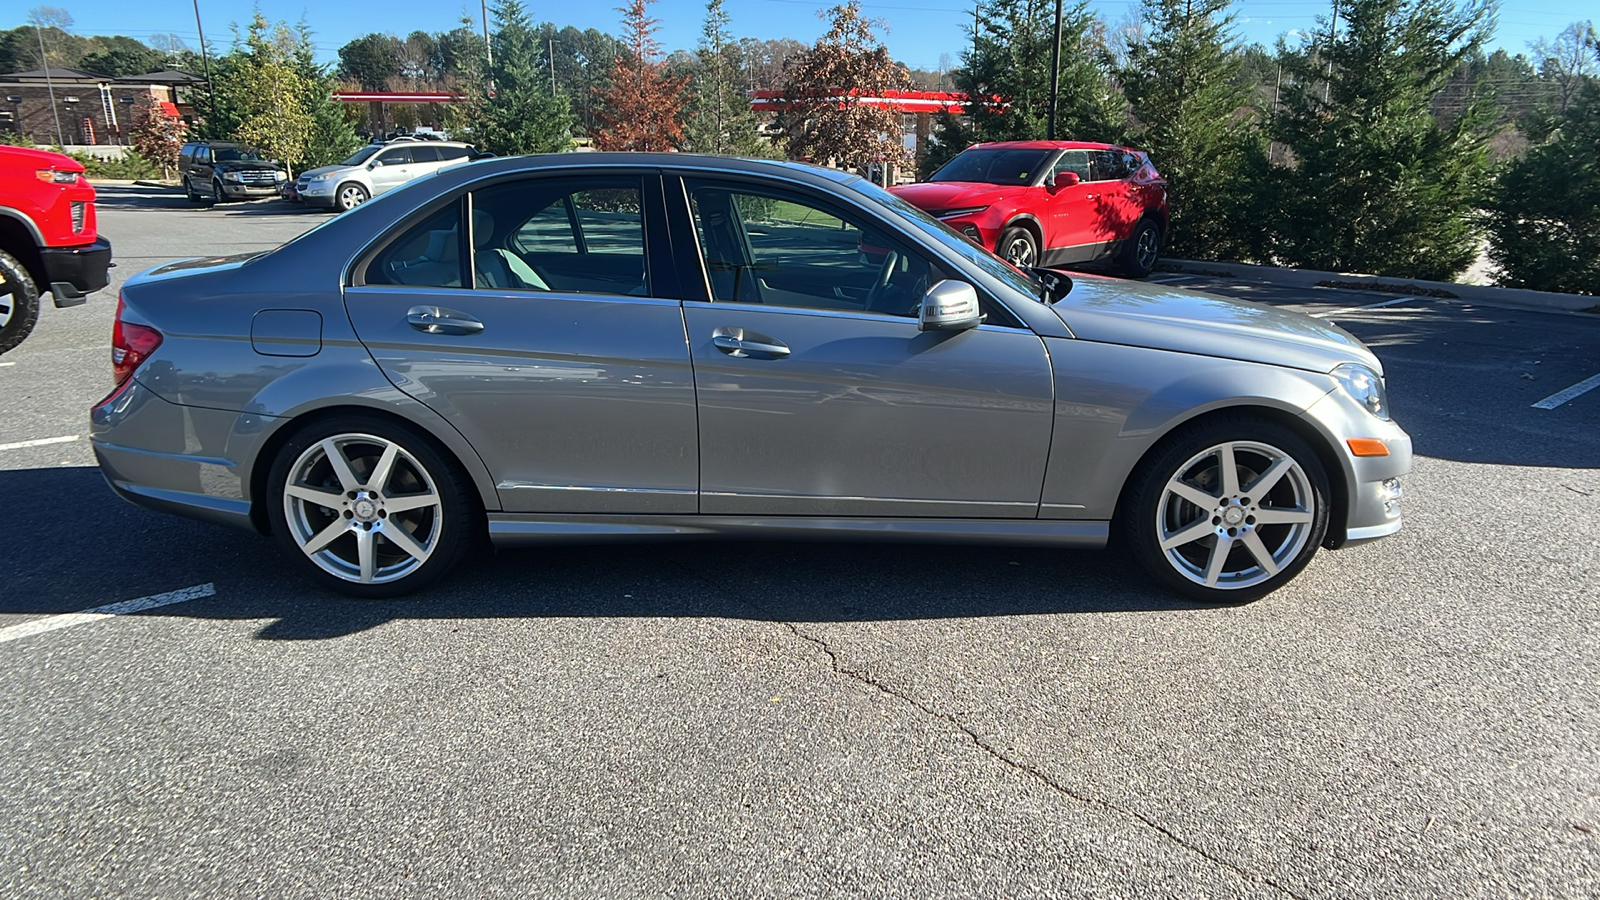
295, 141, 474, 211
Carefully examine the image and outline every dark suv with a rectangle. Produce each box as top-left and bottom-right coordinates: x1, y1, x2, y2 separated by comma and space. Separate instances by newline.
178, 141, 288, 204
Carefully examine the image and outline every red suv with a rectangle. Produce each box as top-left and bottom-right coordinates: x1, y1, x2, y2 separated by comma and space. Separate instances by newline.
0, 146, 113, 353
892, 141, 1168, 278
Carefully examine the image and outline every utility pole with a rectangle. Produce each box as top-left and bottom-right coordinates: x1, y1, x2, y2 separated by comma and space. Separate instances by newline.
1324, 0, 1339, 104
1047, 0, 1062, 140
191, 0, 214, 123
482, 0, 494, 83
32, 19, 65, 146
549, 37, 557, 95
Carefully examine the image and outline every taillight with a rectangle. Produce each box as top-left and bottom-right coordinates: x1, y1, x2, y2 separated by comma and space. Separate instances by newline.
111, 295, 162, 386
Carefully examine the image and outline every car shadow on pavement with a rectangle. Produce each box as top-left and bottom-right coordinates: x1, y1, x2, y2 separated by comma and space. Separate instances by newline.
91, 185, 328, 217
0, 467, 1192, 640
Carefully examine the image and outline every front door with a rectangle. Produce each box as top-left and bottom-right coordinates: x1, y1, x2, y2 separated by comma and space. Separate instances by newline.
344, 172, 699, 514
678, 178, 1055, 518
368, 146, 417, 195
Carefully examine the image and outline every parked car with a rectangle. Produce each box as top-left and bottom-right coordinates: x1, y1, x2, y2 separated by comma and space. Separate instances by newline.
294, 141, 475, 211
0, 146, 112, 354
93, 154, 1408, 602
177, 141, 289, 204
893, 140, 1169, 278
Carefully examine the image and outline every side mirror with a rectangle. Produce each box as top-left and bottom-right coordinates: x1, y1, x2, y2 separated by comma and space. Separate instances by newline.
368, 159, 383, 169
918, 280, 984, 332
1052, 171, 1080, 189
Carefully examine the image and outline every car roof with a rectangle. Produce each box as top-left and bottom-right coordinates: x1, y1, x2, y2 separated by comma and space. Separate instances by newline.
968, 140, 1129, 152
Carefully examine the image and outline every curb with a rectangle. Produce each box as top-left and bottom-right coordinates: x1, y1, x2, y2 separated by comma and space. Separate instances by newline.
1162, 258, 1598, 315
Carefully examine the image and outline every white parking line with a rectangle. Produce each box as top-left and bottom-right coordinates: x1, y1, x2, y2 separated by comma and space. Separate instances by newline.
0, 435, 79, 452
1311, 296, 1418, 318
0, 583, 216, 646
1532, 372, 1600, 410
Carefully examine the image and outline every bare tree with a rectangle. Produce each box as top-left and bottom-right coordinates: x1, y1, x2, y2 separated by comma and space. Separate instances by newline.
781, 2, 912, 172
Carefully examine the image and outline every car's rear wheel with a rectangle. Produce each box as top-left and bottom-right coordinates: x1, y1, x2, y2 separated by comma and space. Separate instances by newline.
1119, 416, 1330, 604
998, 226, 1038, 268
266, 416, 480, 597
337, 183, 370, 211
0, 249, 42, 355
211, 179, 226, 205
1119, 219, 1161, 278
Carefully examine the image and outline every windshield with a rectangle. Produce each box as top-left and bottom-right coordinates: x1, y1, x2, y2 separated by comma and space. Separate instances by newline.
929, 148, 1052, 186
340, 146, 382, 167
213, 147, 266, 163
854, 180, 1043, 301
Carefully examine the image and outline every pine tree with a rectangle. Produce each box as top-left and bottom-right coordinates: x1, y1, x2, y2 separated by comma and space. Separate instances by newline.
928, 0, 1119, 174
593, 0, 690, 151
1268, 0, 1495, 279
464, 0, 574, 155
1484, 78, 1600, 294
1121, 0, 1261, 259
227, 14, 314, 176
781, 2, 913, 171
295, 22, 362, 169
683, 0, 770, 156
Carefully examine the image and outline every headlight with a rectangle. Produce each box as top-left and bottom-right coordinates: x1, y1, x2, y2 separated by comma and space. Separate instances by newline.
1333, 363, 1390, 421
308, 173, 334, 182
222, 171, 242, 182
934, 206, 990, 219
274, 170, 288, 181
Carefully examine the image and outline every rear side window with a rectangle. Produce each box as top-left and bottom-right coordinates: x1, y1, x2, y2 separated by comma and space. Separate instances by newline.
438, 146, 470, 161
365, 202, 465, 288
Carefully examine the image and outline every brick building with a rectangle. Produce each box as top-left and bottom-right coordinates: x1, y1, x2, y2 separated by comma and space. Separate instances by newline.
1, 67, 203, 146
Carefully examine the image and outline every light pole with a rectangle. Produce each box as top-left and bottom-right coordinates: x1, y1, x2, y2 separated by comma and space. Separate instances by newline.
1046, 0, 1062, 140
32, 19, 66, 147
192, 0, 214, 122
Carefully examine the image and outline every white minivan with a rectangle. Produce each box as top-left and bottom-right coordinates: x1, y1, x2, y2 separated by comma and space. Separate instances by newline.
295, 141, 475, 211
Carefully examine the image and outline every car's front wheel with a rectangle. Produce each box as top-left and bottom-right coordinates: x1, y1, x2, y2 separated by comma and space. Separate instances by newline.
336, 183, 370, 211
184, 176, 204, 203
998, 226, 1038, 269
1119, 416, 1330, 604
0, 248, 41, 355
266, 416, 480, 597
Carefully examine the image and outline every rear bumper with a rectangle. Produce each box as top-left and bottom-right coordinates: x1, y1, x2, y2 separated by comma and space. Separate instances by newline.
40, 235, 112, 305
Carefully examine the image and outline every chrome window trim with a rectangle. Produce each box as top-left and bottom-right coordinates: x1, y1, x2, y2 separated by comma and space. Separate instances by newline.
679, 298, 1032, 332
344, 284, 682, 306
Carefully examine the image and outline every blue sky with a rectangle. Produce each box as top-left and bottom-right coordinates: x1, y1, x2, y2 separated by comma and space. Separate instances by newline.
18, 0, 1594, 73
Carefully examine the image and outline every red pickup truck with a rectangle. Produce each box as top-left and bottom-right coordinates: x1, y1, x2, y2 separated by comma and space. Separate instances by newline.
0, 146, 113, 353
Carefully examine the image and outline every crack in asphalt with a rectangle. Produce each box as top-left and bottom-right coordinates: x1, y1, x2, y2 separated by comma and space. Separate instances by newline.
656, 552, 1308, 900
782, 620, 1310, 900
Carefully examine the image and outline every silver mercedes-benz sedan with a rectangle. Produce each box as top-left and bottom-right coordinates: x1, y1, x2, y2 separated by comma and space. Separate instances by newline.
91, 154, 1410, 602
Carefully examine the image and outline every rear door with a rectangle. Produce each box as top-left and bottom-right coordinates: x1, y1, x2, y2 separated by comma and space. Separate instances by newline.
344, 170, 699, 513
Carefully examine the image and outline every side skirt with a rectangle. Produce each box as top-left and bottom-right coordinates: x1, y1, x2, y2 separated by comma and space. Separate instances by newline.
488, 514, 1109, 548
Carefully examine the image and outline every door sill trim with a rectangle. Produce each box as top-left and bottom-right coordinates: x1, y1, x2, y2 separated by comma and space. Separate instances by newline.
488, 514, 1108, 548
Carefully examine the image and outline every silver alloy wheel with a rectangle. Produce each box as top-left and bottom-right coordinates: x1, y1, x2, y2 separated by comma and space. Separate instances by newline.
1003, 234, 1036, 267
338, 184, 368, 210
0, 272, 13, 327
281, 433, 444, 585
1156, 439, 1315, 590
1135, 226, 1160, 270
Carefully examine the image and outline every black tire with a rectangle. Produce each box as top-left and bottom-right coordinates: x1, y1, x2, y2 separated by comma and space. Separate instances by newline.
997, 225, 1039, 269
184, 176, 204, 203
265, 415, 482, 598
0, 248, 42, 356
336, 182, 370, 211
1118, 415, 1330, 604
1118, 219, 1161, 278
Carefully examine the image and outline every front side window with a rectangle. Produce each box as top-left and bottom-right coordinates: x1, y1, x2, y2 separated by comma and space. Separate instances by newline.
1053, 151, 1092, 182
686, 180, 936, 318
377, 147, 413, 166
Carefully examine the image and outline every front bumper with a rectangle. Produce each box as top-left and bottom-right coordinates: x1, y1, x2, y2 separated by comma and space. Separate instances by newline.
1302, 387, 1413, 548
296, 180, 340, 208
40, 235, 112, 306
220, 182, 283, 198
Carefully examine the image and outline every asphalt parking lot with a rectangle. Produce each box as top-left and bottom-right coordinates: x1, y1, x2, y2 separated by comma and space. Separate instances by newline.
2, 187, 1597, 898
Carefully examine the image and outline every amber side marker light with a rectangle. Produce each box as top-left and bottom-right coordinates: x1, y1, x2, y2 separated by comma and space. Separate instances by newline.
1347, 438, 1390, 457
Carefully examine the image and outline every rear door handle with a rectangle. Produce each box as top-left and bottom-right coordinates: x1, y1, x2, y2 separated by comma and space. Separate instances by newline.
406, 305, 484, 335
712, 327, 789, 359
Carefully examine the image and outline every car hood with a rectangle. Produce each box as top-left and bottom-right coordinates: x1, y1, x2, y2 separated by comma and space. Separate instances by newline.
890, 181, 1026, 212
212, 160, 280, 172
1051, 275, 1382, 375
297, 164, 353, 179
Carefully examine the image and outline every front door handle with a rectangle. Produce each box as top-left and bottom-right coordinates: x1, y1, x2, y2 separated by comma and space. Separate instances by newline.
712, 327, 789, 359
406, 305, 484, 336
